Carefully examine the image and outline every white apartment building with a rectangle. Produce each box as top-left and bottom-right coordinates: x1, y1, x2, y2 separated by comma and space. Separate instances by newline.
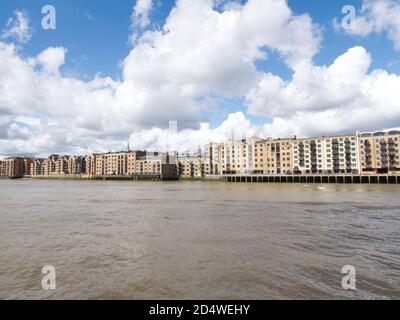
292, 134, 360, 174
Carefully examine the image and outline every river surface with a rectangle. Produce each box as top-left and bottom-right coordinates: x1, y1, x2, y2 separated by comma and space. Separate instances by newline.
0, 179, 399, 299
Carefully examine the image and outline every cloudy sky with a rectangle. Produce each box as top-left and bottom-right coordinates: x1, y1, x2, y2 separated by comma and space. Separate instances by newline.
1, 0, 400, 157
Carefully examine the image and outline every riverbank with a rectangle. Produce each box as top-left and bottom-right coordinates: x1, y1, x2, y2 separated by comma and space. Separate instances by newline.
2, 174, 400, 184
223, 174, 400, 184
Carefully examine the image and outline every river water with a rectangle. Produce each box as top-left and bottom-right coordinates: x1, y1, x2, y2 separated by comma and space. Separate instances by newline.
0, 179, 399, 299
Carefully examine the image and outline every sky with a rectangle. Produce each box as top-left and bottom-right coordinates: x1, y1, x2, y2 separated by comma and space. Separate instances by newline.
1, 0, 400, 157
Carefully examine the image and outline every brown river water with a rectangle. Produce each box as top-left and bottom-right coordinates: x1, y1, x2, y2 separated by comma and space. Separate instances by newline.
0, 179, 399, 299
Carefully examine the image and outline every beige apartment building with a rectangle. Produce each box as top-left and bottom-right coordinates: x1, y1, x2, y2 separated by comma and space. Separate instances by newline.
203, 143, 221, 176
219, 136, 292, 175
136, 152, 177, 178
92, 152, 129, 176
127, 151, 146, 175
42, 154, 59, 175
31, 158, 46, 176
31, 155, 85, 176
220, 138, 253, 175
358, 131, 400, 174
178, 154, 203, 178
3, 131, 400, 180
261, 138, 294, 175
0, 157, 32, 178
292, 134, 360, 174
85, 151, 177, 179
217, 134, 360, 176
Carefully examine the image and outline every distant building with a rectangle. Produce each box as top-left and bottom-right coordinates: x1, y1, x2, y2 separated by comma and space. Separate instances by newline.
203, 142, 221, 176
217, 134, 361, 176
292, 134, 360, 175
30, 155, 85, 176
220, 138, 251, 175
262, 138, 295, 175
178, 154, 203, 178
84, 151, 177, 179
0, 157, 32, 178
358, 131, 400, 174
2, 130, 400, 179
30, 158, 46, 176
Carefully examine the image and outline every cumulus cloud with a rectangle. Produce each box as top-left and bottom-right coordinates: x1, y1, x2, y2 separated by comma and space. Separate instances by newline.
37, 47, 67, 74
132, 0, 154, 29
122, 0, 321, 128
335, 0, 400, 51
247, 46, 400, 137
0, 0, 400, 157
1, 10, 32, 44
128, 112, 261, 153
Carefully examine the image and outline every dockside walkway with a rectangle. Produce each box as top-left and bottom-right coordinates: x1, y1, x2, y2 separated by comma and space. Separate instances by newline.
222, 174, 400, 184
2, 174, 400, 184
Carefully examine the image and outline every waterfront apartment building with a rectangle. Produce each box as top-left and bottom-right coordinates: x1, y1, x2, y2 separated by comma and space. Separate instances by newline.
292, 134, 360, 174
92, 152, 131, 176
220, 136, 294, 175
85, 151, 177, 179
31, 155, 85, 176
0, 157, 32, 178
31, 158, 46, 175
42, 154, 59, 176
220, 138, 252, 175
2, 130, 400, 179
358, 131, 400, 174
177, 154, 204, 178
218, 134, 360, 176
203, 143, 221, 176
136, 152, 176, 178
262, 138, 295, 175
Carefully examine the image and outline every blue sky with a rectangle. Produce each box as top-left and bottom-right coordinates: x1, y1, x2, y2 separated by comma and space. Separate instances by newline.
1, 0, 399, 80
1, 0, 400, 155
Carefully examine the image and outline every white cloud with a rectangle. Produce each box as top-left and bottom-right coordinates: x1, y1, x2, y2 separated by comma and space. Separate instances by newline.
122, 0, 320, 126
1, 10, 32, 44
128, 112, 260, 153
247, 46, 400, 137
132, 0, 154, 29
0, 0, 400, 157
336, 0, 400, 51
37, 47, 67, 74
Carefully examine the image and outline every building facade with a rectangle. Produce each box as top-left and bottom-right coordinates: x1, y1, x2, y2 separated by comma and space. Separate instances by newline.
261, 138, 294, 175
0, 158, 32, 178
358, 131, 400, 174
2, 131, 400, 179
85, 151, 177, 179
291, 134, 360, 175
177, 154, 203, 178
30, 155, 85, 176
220, 138, 252, 175
203, 143, 221, 176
